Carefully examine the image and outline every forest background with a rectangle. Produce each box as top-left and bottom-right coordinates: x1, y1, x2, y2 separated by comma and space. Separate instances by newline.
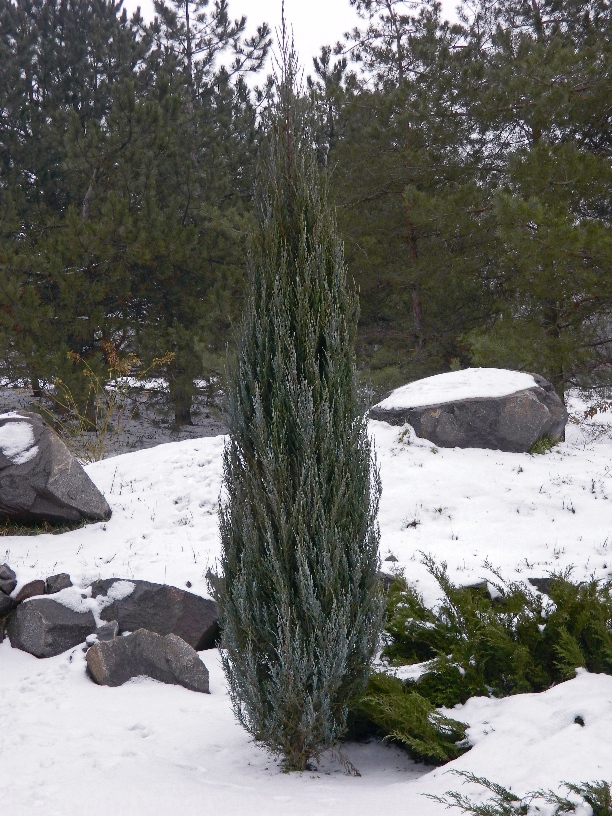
1, 0, 611, 427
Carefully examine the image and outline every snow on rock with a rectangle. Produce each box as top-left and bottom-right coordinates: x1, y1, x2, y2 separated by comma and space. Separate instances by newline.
0, 418, 38, 464
377, 368, 538, 410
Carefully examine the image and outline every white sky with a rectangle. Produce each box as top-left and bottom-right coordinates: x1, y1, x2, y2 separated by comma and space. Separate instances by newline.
122, 0, 459, 75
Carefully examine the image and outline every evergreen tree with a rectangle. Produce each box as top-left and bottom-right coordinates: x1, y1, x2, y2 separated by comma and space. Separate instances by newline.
462, 0, 612, 398
215, 46, 383, 771
0, 0, 269, 423
324, 2, 500, 395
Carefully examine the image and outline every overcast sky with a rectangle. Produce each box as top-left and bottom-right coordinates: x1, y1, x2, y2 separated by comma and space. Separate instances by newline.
122, 0, 460, 75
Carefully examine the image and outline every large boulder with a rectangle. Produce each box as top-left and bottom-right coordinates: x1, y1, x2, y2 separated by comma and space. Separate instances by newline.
90, 578, 219, 650
7, 597, 96, 657
86, 629, 210, 693
369, 368, 567, 453
0, 411, 111, 523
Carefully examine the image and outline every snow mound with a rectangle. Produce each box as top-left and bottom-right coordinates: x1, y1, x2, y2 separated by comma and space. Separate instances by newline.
377, 367, 538, 410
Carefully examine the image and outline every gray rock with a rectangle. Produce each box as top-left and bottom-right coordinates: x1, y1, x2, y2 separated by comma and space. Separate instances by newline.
7, 598, 96, 658
96, 620, 119, 641
0, 411, 111, 523
528, 577, 553, 595
86, 628, 210, 693
15, 579, 46, 603
378, 571, 396, 592
370, 372, 567, 453
90, 579, 219, 650
0, 563, 17, 595
0, 592, 16, 616
45, 573, 73, 594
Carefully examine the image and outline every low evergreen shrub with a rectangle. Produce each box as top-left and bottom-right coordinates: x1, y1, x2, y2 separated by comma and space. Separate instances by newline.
383, 558, 612, 708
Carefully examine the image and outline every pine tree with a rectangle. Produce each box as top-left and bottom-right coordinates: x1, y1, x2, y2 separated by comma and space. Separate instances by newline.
215, 43, 383, 771
461, 0, 612, 398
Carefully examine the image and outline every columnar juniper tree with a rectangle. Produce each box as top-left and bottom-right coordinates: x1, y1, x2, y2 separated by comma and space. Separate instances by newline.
216, 47, 383, 771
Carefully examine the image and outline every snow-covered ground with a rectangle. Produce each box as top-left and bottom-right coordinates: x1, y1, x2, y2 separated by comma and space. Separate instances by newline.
2, 388, 612, 814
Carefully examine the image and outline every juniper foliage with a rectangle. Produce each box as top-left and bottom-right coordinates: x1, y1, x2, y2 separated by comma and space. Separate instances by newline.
215, 48, 383, 771
429, 771, 612, 816
347, 671, 469, 765
383, 559, 612, 709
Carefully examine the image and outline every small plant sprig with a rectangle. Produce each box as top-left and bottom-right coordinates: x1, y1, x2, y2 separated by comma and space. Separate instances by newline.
427, 770, 612, 816
39, 342, 174, 463
529, 435, 558, 455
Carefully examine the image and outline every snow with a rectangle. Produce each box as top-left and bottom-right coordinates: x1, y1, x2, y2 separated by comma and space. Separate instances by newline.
2, 383, 612, 813
0, 417, 39, 464
376, 367, 538, 410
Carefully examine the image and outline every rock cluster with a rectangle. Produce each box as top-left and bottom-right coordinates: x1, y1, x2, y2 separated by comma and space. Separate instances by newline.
7, 598, 96, 658
0, 564, 216, 693
91, 578, 219, 650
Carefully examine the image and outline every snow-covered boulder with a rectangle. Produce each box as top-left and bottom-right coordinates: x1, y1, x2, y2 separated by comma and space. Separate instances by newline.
0, 411, 111, 523
90, 578, 219, 651
369, 368, 567, 452
86, 629, 210, 693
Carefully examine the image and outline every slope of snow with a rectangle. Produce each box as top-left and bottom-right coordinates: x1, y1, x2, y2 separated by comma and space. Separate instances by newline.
2, 387, 612, 814
376, 367, 538, 410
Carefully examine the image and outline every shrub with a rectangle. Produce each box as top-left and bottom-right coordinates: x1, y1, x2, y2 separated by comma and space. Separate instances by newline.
383, 558, 612, 708
529, 434, 558, 454
214, 46, 383, 771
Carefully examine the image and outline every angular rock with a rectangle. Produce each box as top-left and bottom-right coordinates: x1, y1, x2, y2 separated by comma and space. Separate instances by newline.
96, 620, 119, 642
0, 563, 17, 595
528, 577, 553, 595
45, 573, 73, 594
370, 371, 567, 453
86, 629, 210, 693
0, 411, 111, 523
15, 579, 46, 603
7, 598, 96, 658
0, 592, 16, 616
90, 579, 219, 650
377, 571, 396, 592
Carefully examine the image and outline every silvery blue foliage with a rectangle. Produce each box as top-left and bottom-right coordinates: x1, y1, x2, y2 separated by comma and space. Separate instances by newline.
215, 47, 383, 771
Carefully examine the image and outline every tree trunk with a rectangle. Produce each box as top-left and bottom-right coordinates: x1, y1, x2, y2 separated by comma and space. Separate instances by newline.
169, 373, 194, 426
